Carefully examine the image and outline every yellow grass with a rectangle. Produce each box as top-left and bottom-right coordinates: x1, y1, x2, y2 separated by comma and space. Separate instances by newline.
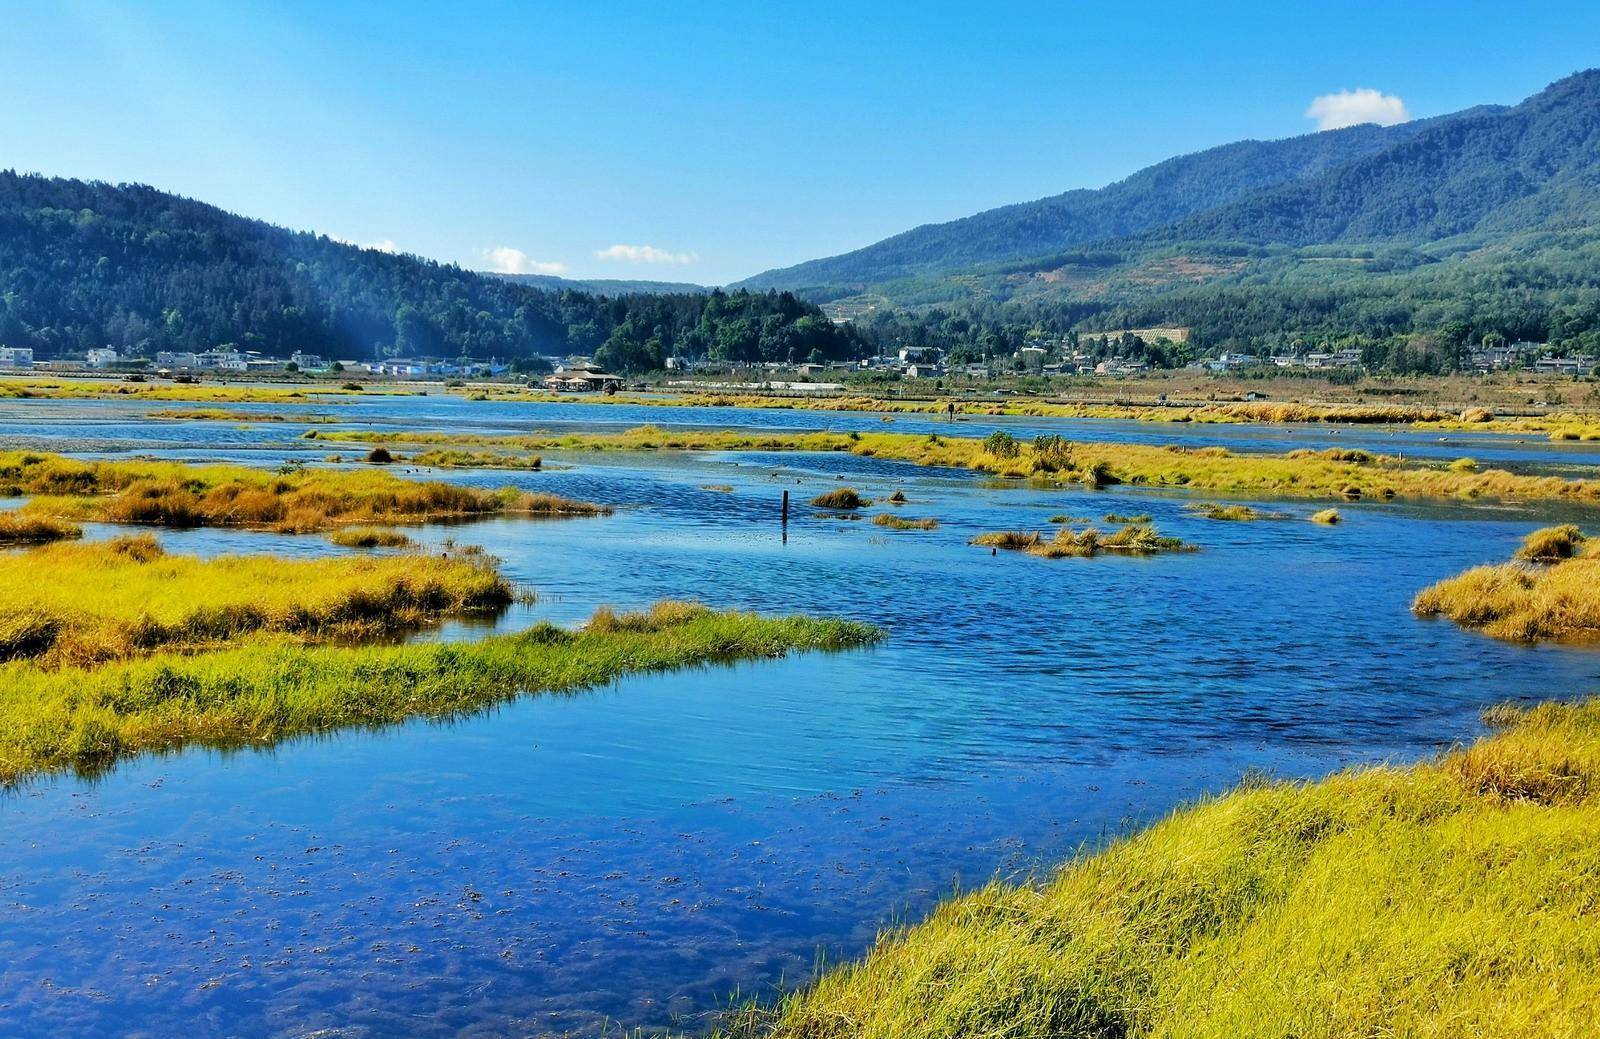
1311, 508, 1342, 524
0, 375, 388, 403
973, 522, 1189, 558
0, 451, 608, 532
872, 513, 938, 531
0, 535, 513, 666
727, 698, 1600, 1039
304, 426, 1600, 507
326, 526, 417, 548
1414, 527, 1600, 641
0, 511, 82, 545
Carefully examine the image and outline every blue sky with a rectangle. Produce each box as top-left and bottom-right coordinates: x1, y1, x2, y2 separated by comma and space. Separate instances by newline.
3, 1, 1598, 284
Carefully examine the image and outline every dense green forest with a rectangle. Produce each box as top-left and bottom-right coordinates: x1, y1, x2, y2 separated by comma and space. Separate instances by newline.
0, 172, 863, 370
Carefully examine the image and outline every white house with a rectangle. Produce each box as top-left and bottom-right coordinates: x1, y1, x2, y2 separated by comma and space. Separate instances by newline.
0, 346, 36, 368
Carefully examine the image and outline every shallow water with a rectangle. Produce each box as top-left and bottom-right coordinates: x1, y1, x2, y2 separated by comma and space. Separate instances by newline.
4, 394, 1600, 1037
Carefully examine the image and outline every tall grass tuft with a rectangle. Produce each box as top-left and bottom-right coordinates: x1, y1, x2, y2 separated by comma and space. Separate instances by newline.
811, 488, 871, 510
327, 527, 416, 549
0, 511, 82, 545
1311, 508, 1342, 525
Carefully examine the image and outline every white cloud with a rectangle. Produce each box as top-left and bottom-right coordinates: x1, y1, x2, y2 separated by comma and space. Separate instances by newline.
1305, 88, 1410, 131
331, 235, 400, 253
593, 243, 698, 265
482, 246, 568, 276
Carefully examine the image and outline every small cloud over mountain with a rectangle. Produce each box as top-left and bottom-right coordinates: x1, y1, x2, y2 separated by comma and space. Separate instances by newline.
1305, 88, 1410, 131
594, 243, 698, 265
482, 246, 567, 275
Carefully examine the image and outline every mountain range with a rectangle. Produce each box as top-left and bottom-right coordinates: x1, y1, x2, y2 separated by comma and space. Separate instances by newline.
734, 70, 1600, 332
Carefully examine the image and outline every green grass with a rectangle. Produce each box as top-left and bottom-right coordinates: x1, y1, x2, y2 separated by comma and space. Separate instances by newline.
726, 697, 1600, 1039
0, 451, 608, 531
0, 535, 513, 666
0, 601, 883, 785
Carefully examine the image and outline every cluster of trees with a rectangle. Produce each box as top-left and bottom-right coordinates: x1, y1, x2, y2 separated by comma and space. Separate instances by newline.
0, 173, 862, 371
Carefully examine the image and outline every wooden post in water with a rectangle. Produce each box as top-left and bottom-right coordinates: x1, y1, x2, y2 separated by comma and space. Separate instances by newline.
781, 490, 789, 524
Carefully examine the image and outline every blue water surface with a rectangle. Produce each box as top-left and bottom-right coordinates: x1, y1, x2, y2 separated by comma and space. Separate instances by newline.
2, 393, 1599, 1037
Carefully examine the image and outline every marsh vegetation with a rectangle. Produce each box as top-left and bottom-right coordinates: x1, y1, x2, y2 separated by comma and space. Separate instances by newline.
0, 600, 883, 785
0, 535, 512, 667
0, 451, 608, 532
972, 522, 1189, 559
1413, 525, 1600, 641
305, 427, 1600, 507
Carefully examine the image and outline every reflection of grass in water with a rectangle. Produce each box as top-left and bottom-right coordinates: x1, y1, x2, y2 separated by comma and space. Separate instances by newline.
0, 600, 883, 785
0, 450, 605, 532
0, 535, 511, 667
1414, 524, 1600, 641
730, 697, 1600, 1038
305, 426, 1600, 507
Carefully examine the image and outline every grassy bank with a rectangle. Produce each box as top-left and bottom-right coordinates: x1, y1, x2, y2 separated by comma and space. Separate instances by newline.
455, 384, 1600, 437
0, 601, 883, 785
1413, 525, 1600, 641
0, 451, 608, 531
307, 426, 1600, 507
0, 375, 386, 403
0, 535, 513, 666
727, 697, 1600, 1038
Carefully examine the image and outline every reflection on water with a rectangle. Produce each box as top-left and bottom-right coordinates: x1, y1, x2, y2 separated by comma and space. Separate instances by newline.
3, 394, 1600, 1037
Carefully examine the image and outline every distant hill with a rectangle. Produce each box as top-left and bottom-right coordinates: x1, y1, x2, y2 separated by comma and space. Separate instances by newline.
491, 273, 709, 296
1135, 71, 1600, 249
0, 172, 856, 367
733, 113, 1477, 293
